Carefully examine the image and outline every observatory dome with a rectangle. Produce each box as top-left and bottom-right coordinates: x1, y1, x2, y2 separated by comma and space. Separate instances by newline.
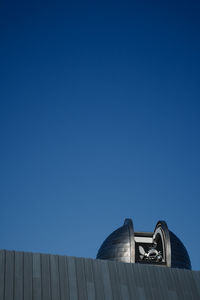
96, 219, 191, 270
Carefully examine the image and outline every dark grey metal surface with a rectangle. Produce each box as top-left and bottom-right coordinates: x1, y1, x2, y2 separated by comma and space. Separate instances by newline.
0, 250, 199, 300
96, 219, 134, 263
96, 219, 192, 270
169, 231, 192, 270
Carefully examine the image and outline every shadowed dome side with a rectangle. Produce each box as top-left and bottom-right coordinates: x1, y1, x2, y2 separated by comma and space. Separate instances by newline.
169, 231, 191, 270
96, 219, 134, 263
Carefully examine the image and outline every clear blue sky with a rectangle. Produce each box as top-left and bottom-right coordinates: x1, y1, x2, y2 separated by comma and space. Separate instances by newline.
1, 0, 200, 270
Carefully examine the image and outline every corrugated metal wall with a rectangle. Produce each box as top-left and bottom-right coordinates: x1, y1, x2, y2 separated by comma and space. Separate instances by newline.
0, 250, 199, 300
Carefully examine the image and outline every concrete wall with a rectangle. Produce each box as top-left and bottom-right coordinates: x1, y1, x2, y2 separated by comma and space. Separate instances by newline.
0, 250, 199, 300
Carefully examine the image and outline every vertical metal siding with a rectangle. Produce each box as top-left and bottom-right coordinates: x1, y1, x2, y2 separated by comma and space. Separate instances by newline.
66, 256, 78, 300
91, 258, 105, 300
50, 255, 60, 300
84, 258, 96, 300
32, 252, 41, 300
58, 255, 69, 300
99, 259, 112, 300
41, 254, 51, 300
0, 250, 199, 300
24, 251, 32, 300
0, 251, 5, 300
4, 251, 14, 300
14, 251, 23, 300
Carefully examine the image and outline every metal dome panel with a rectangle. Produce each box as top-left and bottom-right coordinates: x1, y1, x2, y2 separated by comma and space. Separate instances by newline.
96, 219, 192, 270
169, 231, 191, 270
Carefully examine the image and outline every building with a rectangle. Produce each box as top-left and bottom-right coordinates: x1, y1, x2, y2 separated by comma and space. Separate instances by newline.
0, 219, 200, 299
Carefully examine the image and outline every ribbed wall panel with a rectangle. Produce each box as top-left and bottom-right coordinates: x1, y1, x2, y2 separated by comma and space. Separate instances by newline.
0, 250, 199, 300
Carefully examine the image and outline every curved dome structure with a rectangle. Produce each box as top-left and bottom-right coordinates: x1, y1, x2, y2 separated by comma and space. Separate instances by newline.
96, 219, 191, 270
169, 231, 191, 270
96, 219, 134, 263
